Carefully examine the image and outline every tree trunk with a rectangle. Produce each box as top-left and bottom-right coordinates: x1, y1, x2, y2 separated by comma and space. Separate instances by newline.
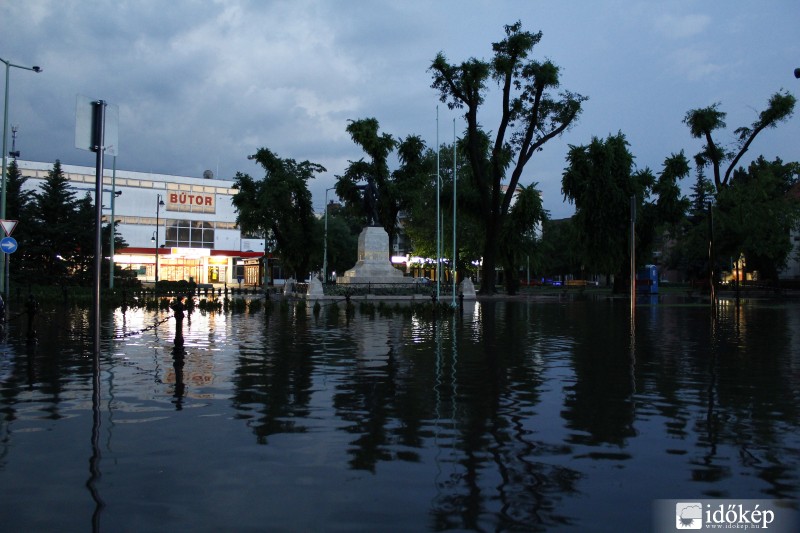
480, 222, 500, 294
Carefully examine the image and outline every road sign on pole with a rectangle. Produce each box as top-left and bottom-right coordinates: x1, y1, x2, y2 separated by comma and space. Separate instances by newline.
0, 236, 17, 254
0, 219, 17, 236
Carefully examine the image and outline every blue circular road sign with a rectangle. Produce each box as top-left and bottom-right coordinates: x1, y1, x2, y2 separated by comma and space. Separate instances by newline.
1, 236, 18, 254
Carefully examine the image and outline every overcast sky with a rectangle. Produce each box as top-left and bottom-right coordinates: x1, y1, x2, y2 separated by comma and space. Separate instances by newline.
2, 0, 798, 219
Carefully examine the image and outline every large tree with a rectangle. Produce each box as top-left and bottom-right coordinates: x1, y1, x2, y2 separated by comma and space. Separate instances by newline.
398, 135, 486, 283
4, 159, 36, 279
232, 148, 325, 280
684, 90, 795, 191
429, 21, 586, 293
29, 160, 80, 282
499, 183, 547, 293
335, 118, 400, 251
714, 157, 800, 282
561, 133, 689, 291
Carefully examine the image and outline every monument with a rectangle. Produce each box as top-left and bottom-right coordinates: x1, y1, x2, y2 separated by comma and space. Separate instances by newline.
338, 177, 413, 285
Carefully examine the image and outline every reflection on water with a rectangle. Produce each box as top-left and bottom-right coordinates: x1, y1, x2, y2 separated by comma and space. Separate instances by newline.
0, 296, 798, 531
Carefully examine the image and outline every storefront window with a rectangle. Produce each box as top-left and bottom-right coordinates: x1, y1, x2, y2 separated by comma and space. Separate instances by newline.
165, 219, 214, 248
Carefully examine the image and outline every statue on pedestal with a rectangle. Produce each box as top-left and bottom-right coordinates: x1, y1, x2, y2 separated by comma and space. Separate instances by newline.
359, 176, 380, 227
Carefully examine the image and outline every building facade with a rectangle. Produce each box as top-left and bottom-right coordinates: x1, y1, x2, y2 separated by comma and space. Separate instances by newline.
17, 161, 265, 286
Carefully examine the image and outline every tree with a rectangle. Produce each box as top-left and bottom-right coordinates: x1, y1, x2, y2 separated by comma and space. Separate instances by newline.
714, 157, 800, 282
29, 160, 80, 282
398, 136, 485, 283
430, 21, 586, 293
5, 159, 36, 279
308, 206, 359, 280
232, 149, 325, 280
561, 133, 689, 291
667, 165, 715, 281
72, 192, 96, 283
684, 91, 796, 191
499, 184, 547, 293
335, 118, 401, 252
538, 217, 582, 282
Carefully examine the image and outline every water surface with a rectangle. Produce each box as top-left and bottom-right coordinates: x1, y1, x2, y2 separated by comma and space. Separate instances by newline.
1, 295, 798, 531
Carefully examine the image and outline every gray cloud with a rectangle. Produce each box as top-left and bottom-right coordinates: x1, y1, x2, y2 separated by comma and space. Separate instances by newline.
2, 0, 797, 217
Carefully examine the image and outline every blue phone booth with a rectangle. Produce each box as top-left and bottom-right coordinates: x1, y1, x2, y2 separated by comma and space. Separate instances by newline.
636, 264, 659, 294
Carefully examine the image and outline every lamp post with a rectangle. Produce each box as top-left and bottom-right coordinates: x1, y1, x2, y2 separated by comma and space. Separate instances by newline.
323, 187, 335, 283
264, 232, 275, 288
1, 57, 41, 294
152, 194, 165, 284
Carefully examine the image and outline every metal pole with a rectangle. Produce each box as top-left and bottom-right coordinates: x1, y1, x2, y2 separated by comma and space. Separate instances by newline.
0, 58, 41, 297
109, 156, 116, 289
630, 195, 636, 314
708, 201, 716, 310
155, 194, 162, 284
436, 106, 440, 302
1, 61, 10, 298
323, 187, 334, 283
451, 118, 457, 307
92, 100, 106, 354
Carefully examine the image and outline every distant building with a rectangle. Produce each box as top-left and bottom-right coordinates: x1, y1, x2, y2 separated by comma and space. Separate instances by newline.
16, 161, 265, 285
780, 182, 800, 280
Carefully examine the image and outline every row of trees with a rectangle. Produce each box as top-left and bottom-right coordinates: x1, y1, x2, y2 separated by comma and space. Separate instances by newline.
232, 20, 797, 294
4, 159, 126, 286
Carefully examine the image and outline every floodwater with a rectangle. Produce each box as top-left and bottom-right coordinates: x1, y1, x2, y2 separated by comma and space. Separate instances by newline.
0, 294, 798, 532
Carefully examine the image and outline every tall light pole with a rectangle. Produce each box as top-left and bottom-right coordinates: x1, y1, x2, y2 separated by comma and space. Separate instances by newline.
1, 57, 41, 294
109, 155, 117, 289
436, 106, 441, 301
323, 187, 335, 284
452, 118, 457, 307
152, 194, 164, 284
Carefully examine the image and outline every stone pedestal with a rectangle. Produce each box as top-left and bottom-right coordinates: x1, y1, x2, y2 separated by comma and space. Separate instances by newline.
338, 226, 413, 284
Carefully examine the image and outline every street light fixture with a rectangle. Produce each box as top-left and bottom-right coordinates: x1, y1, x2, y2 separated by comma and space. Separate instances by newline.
153, 194, 165, 284
1, 57, 41, 296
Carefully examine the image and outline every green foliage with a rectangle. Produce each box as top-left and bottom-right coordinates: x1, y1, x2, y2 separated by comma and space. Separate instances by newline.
429, 21, 586, 292
4, 159, 127, 287
539, 217, 582, 280
308, 208, 358, 278
400, 135, 485, 282
335, 118, 402, 249
232, 148, 325, 280
684, 91, 796, 189
714, 157, 800, 280
562, 133, 689, 289
27, 160, 78, 281
499, 183, 548, 293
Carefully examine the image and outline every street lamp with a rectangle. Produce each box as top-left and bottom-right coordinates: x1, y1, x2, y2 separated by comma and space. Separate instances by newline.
1, 57, 41, 295
323, 187, 336, 283
152, 194, 165, 284
264, 232, 276, 288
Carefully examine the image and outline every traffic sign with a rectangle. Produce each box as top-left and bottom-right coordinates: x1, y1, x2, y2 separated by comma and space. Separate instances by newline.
0, 220, 17, 236
1, 237, 18, 254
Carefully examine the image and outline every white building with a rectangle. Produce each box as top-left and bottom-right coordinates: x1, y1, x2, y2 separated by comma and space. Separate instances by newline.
16, 161, 265, 286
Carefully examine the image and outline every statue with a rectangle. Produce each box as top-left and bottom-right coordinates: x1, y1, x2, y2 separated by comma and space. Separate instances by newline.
358, 176, 380, 226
